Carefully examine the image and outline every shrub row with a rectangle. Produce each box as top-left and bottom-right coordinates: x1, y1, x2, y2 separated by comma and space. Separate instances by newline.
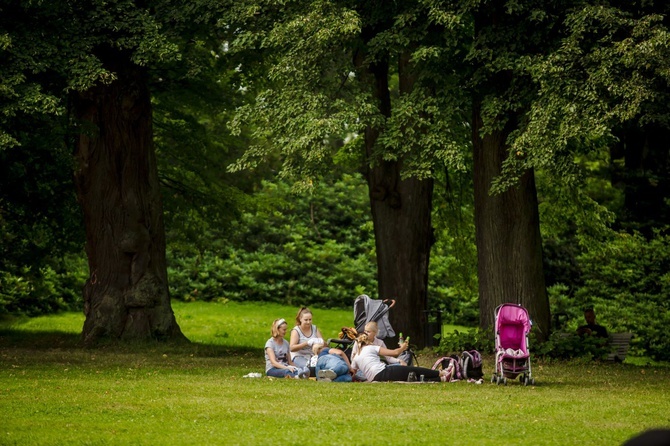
0, 255, 87, 316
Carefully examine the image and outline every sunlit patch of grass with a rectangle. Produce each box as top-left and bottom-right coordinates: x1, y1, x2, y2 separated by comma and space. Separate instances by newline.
0, 301, 353, 350
171, 300, 353, 348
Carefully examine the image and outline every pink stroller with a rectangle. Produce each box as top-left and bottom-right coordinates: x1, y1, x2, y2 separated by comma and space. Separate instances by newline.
491, 303, 536, 386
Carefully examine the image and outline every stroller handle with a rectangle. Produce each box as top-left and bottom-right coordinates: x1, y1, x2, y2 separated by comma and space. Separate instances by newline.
383, 299, 396, 309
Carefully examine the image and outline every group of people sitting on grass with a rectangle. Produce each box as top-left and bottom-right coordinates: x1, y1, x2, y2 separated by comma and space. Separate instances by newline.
264, 306, 452, 383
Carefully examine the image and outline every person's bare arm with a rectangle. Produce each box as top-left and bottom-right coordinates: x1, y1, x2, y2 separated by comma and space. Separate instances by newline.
379, 341, 408, 358
330, 348, 352, 368
381, 341, 403, 365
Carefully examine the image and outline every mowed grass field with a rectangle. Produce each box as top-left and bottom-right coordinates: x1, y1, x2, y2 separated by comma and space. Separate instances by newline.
1, 301, 669, 445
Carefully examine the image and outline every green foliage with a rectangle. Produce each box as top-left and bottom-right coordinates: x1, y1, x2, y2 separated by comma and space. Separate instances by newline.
534, 332, 610, 361
536, 159, 618, 297
504, 3, 670, 190
428, 252, 478, 325
429, 167, 479, 326
572, 231, 670, 361
225, 0, 470, 183
546, 283, 580, 326
434, 328, 495, 355
0, 254, 87, 316
167, 174, 378, 308
153, 36, 263, 257
225, 0, 368, 182
0, 128, 86, 316
0, 271, 32, 315
544, 229, 670, 361
0, 118, 84, 269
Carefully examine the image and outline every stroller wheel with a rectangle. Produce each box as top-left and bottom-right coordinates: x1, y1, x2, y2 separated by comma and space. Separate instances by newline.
503, 377, 507, 386
523, 376, 529, 386
491, 374, 496, 384
531, 378, 536, 386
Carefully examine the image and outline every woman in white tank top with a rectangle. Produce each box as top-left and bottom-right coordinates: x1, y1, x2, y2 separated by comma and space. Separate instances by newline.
289, 306, 324, 369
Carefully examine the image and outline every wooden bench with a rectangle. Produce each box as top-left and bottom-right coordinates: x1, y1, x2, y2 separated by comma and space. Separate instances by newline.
606, 332, 633, 362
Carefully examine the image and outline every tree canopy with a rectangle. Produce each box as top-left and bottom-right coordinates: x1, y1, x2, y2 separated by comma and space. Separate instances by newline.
2, 0, 670, 355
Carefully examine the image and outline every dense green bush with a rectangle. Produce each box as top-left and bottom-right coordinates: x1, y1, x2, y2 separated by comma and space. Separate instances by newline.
428, 250, 478, 326
534, 332, 610, 360
0, 129, 87, 316
167, 174, 378, 308
545, 230, 670, 361
0, 254, 86, 315
168, 246, 377, 308
427, 170, 480, 327
571, 231, 670, 361
434, 328, 495, 355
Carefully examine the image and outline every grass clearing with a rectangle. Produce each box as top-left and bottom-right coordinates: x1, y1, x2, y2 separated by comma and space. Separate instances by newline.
1, 301, 669, 445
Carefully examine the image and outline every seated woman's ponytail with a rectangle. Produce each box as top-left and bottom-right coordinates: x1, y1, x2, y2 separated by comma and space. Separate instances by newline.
352, 332, 371, 359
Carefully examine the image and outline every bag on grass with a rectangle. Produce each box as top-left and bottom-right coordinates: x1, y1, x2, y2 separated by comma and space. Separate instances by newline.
431, 355, 463, 381
460, 350, 484, 380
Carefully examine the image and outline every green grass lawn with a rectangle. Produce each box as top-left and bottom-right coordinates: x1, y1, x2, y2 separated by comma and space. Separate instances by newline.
1, 301, 669, 445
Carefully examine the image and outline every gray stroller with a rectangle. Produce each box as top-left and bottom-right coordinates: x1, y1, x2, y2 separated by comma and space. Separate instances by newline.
328, 294, 414, 365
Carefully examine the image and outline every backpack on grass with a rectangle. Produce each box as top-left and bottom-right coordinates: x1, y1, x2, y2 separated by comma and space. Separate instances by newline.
431, 355, 463, 381
460, 350, 484, 380
431, 350, 484, 381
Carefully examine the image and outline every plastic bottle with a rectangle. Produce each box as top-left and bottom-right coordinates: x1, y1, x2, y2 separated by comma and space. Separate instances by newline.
398, 332, 404, 347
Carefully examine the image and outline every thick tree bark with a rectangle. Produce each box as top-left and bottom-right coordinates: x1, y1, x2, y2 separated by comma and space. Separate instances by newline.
472, 104, 550, 341
355, 46, 434, 348
368, 166, 434, 348
73, 50, 186, 345
471, 5, 551, 341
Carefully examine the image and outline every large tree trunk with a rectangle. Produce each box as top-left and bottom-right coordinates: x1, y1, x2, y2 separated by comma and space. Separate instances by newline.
355, 46, 435, 348
73, 50, 186, 345
368, 167, 434, 348
472, 103, 550, 340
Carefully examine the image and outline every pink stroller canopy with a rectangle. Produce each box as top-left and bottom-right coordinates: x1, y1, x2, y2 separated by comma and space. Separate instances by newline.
496, 304, 532, 332
496, 304, 531, 351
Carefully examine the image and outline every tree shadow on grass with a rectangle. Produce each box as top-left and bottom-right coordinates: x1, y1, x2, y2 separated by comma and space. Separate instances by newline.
0, 329, 82, 349
0, 328, 260, 358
